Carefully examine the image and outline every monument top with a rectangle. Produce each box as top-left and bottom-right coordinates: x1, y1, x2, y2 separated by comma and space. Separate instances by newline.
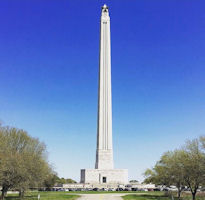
102, 4, 109, 12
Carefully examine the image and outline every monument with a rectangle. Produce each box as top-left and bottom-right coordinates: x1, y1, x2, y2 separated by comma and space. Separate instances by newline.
80, 5, 128, 185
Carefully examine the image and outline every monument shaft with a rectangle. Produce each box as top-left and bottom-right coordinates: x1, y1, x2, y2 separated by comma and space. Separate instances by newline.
95, 5, 113, 170
80, 5, 128, 185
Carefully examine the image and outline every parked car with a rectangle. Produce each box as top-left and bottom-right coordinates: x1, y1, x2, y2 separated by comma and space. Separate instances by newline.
101, 188, 108, 191
116, 188, 124, 191
132, 188, 138, 191
124, 188, 131, 191
85, 188, 93, 191
93, 188, 99, 191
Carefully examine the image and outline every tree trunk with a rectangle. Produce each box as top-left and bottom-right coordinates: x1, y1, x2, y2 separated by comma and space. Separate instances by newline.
1, 186, 8, 200
192, 192, 196, 200
177, 189, 181, 200
19, 189, 25, 199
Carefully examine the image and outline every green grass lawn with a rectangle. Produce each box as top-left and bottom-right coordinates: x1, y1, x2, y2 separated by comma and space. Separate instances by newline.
6, 192, 79, 200
122, 192, 205, 200
5, 191, 205, 200
122, 195, 169, 200
122, 192, 170, 200
5, 191, 157, 200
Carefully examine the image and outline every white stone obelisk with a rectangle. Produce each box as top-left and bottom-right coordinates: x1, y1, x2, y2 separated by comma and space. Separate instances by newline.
95, 4, 113, 170
80, 5, 128, 185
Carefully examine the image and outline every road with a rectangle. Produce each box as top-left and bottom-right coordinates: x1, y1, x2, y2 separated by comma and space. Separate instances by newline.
76, 193, 128, 200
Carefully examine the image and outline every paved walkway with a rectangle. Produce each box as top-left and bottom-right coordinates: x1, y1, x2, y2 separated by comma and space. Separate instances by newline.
76, 193, 127, 200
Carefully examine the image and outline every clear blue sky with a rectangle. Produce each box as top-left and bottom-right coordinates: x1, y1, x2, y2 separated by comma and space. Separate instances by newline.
0, 0, 205, 182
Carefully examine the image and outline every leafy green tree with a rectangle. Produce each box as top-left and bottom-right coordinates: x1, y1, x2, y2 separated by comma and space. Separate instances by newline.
0, 125, 52, 199
144, 150, 186, 199
43, 173, 77, 189
44, 173, 59, 189
200, 136, 205, 149
181, 138, 205, 200
144, 136, 205, 200
66, 178, 77, 184
129, 180, 139, 183
55, 177, 77, 185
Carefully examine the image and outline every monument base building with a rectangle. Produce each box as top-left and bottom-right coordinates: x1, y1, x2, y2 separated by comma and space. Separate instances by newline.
80, 5, 128, 185
81, 169, 128, 184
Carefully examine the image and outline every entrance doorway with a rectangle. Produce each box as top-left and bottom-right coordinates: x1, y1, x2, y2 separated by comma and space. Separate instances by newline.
102, 177, 107, 183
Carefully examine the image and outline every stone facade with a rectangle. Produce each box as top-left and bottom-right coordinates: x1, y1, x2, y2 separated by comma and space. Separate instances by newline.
81, 169, 128, 184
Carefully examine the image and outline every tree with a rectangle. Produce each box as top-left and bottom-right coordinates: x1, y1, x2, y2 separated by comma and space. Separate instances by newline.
65, 178, 77, 184
144, 150, 186, 199
43, 174, 77, 190
144, 136, 205, 200
0, 125, 52, 199
181, 138, 205, 200
129, 180, 139, 183
200, 136, 205, 149
43, 173, 59, 190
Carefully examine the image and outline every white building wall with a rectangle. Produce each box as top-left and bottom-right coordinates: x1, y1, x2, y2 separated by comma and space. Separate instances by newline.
81, 169, 128, 184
